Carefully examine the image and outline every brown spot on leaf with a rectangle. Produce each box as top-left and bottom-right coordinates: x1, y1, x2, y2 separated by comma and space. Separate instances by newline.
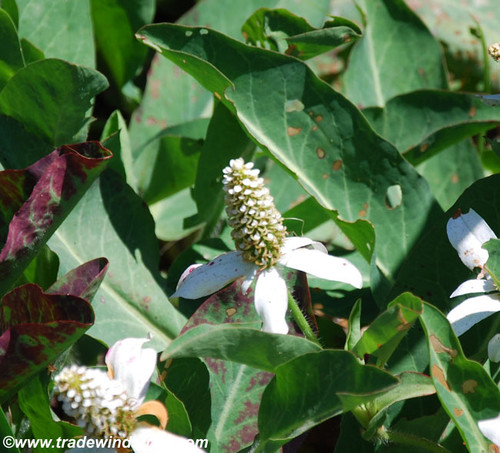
287, 126, 302, 136
420, 143, 430, 153
462, 379, 477, 394
396, 309, 411, 331
454, 407, 463, 417
226, 307, 237, 317
312, 125, 318, 131
315, 115, 323, 123
451, 173, 459, 184
316, 148, 326, 159
332, 159, 343, 171
469, 106, 476, 117
430, 335, 457, 358
431, 364, 451, 391
322, 173, 328, 179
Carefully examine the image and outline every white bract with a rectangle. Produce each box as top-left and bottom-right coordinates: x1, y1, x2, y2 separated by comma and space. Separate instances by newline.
446, 209, 500, 336
54, 337, 204, 452
173, 158, 362, 334
478, 413, 500, 446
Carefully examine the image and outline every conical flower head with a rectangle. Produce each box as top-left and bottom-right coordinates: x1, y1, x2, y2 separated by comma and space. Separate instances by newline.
53, 365, 137, 438
222, 158, 286, 268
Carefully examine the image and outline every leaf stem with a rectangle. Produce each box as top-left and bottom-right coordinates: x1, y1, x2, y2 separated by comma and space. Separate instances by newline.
382, 429, 451, 453
287, 291, 321, 346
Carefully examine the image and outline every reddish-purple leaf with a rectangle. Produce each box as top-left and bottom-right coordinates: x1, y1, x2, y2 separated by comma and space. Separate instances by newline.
48, 257, 109, 301
0, 283, 93, 402
0, 142, 112, 296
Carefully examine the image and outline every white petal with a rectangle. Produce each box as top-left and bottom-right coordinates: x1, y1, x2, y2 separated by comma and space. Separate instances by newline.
280, 248, 362, 288
130, 426, 206, 453
172, 252, 255, 299
281, 236, 328, 255
488, 334, 500, 363
105, 337, 157, 407
447, 209, 497, 270
447, 294, 500, 336
450, 278, 497, 297
478, 414, 500, 446
176, 264, 202, 290
254, 268, 289, 334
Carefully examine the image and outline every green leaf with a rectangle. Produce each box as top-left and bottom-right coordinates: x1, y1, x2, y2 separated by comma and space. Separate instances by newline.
364, 90, 500, 164
0, 143, 112, 296
163, 358, 211, 440
137, 21, 441, 296
356, 372, 436, 438
47, 170, 187, 350
256, 350, 398, 450
484, 238, 500, 289
420, 302, 500, 451
135, 134, 203, 204
0, 9, 25, 90
0, 0, 19, 28
391, 174, 500, 311
90, 0, 155, 88
0, 284, 94, 402
186, 100, 255, 232
352, 293, 423, 366
15, 245, 59, 290
0, 406, 20, 453
408, 0, 500, 91
161, 323, 321, 371
242, 8, 361, 60
343, 0, 447, 108
128, 0, 331, 156
416, 140, 484, 211
18, 374, 82, 453
16, 0, 95, 68
0, 59, 109, 146
345, 298, 362, 351
101, 110, 138, 192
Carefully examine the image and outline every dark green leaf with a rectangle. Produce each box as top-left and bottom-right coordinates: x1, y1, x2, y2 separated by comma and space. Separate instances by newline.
0, 9, 24, 90
420, 302, 500, 451
90, 0, 155, 88
256, 350, 398, 450
137, 22, 442, 296
242, 8, 361, 60
343, 0, 447, 108
352, 293, 423, 366
0, 59, 108, 145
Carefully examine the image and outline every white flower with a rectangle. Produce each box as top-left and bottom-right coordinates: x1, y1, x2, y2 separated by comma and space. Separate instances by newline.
478, 413, 500, 446
54, 337, 204, 452
446, 208, 500, 336
173, 236, 363, 334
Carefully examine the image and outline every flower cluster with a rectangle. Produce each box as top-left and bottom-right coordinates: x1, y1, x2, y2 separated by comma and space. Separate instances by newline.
489, 42, 500, 62
53, 337, 205, 452
54, 365, 136, 438
174, 158, 363, 334
223, 158, 286, 268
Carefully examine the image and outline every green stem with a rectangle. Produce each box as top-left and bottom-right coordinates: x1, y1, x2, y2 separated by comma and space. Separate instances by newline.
383, 430, 451, 453
287, 291, 321, 346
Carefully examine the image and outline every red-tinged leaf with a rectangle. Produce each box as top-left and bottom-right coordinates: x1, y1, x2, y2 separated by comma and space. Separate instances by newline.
0, 142, 112, 296
176, 270, 311, 452
48, 257, 109, 301
0, 284, 93, 402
